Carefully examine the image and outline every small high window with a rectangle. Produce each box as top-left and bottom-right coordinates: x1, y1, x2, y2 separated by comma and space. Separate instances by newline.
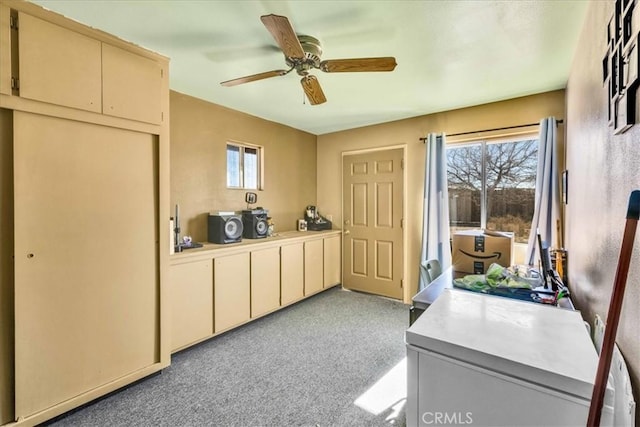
227, 142, 263, 190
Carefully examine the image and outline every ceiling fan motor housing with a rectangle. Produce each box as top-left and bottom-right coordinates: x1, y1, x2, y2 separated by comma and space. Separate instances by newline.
286, 35, 322, 75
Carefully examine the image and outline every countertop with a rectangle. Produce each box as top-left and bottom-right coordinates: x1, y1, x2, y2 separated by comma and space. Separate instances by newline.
170, 229, 341, 264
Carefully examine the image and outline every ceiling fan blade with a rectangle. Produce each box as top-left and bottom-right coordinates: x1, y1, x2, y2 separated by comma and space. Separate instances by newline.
300, 75, 326, 105
260, 14, 305, 59
220, 70, 287, 87
320, 57, 397, 73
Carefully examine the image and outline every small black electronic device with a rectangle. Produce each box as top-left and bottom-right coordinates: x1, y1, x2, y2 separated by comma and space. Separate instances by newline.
537, 233, 566, 292
208, 213, 243, 244
245, 192, 257, 206
304, 205, 332, 231
242, 208, 269, 239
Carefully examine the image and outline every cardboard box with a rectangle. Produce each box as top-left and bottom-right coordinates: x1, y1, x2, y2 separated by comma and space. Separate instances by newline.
452, 230, 514, 274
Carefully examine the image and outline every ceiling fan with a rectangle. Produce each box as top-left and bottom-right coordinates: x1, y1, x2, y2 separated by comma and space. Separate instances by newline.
220, 14, 397, 105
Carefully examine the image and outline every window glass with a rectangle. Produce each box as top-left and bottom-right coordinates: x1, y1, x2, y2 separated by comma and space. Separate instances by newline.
485, 139, 538, 243
243, 147, 258, 190
226, 144, 241, 188
447, 138, 538, 243
226, 142, 262, 189
447, 144, 482, 233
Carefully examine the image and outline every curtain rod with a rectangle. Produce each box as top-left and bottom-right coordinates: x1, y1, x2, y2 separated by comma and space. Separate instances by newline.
419, 119, 564, 142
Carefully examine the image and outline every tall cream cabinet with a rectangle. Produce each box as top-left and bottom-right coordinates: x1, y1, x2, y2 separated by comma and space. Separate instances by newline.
169, 231, 342, 354
0, 1, 170, 425
13, 113, 159, 418
0, 107, 14, 426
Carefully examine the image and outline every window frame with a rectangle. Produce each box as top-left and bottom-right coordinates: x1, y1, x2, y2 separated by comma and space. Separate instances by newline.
226, 141, 264, 190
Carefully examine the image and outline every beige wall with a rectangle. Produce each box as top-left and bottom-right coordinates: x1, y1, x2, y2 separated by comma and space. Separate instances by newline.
566, 1, 640, 417
170, 91, 317, 242
317, 90, 565, 302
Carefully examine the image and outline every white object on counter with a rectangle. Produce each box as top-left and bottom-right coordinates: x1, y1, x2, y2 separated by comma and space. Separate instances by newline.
405, 289, 614, 427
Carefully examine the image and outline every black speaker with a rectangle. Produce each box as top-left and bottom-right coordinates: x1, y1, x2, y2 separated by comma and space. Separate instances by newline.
242, 209, 268, 239
208, 213, 243, 244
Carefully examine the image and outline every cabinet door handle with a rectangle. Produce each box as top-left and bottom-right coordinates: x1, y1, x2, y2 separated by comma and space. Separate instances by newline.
344, 230, 350, 235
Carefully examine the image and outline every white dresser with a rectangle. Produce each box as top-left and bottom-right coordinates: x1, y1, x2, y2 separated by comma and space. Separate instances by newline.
405, 289, 613, 426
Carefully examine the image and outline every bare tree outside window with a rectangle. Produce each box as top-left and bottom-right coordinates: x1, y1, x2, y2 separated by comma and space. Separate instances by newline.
447, 139, 538, 243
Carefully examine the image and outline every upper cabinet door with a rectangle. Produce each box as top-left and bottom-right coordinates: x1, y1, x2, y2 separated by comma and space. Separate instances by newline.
18, 12, 101, 113
0, 5, 11, 96
102, 43, 162, 124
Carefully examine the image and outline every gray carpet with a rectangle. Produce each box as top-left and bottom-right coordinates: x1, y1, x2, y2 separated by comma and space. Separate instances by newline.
46, 286, 409, 427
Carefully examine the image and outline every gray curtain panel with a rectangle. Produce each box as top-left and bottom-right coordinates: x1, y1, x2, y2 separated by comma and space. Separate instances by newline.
525, 117, 561, 266
419, 133, 452, 290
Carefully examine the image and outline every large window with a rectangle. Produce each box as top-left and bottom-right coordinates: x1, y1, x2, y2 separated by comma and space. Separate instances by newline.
447, 137, 538, 243
227, 142, 262, 190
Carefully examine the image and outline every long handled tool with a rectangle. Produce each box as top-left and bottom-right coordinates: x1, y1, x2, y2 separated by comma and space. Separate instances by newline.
587, 190, 640, 427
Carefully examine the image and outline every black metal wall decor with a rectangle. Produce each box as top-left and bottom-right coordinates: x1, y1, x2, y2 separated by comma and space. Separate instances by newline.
604, 0, 640, 134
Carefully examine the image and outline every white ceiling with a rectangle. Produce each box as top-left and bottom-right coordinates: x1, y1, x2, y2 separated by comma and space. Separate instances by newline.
32, 0, 588, 135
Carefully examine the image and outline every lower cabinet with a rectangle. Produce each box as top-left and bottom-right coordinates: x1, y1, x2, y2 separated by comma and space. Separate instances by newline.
169, 260, 213, 352
214, 253, 250, 333
281, 242, 304, 305
304, 239, 324, 295
250, 247, 281, 318
323, 235, 341, 288
169, 231, 341, 353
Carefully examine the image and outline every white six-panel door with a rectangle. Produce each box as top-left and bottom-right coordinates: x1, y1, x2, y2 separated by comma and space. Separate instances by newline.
342, 148, 404, 299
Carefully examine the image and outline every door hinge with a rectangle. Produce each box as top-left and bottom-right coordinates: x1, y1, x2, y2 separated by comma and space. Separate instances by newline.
400, 279, 404, 289
401, 158, 404, 170
11, 77, 19, 90
400, 218, 404, 229
161, 68, 164, 78
10, 14, 18, 30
